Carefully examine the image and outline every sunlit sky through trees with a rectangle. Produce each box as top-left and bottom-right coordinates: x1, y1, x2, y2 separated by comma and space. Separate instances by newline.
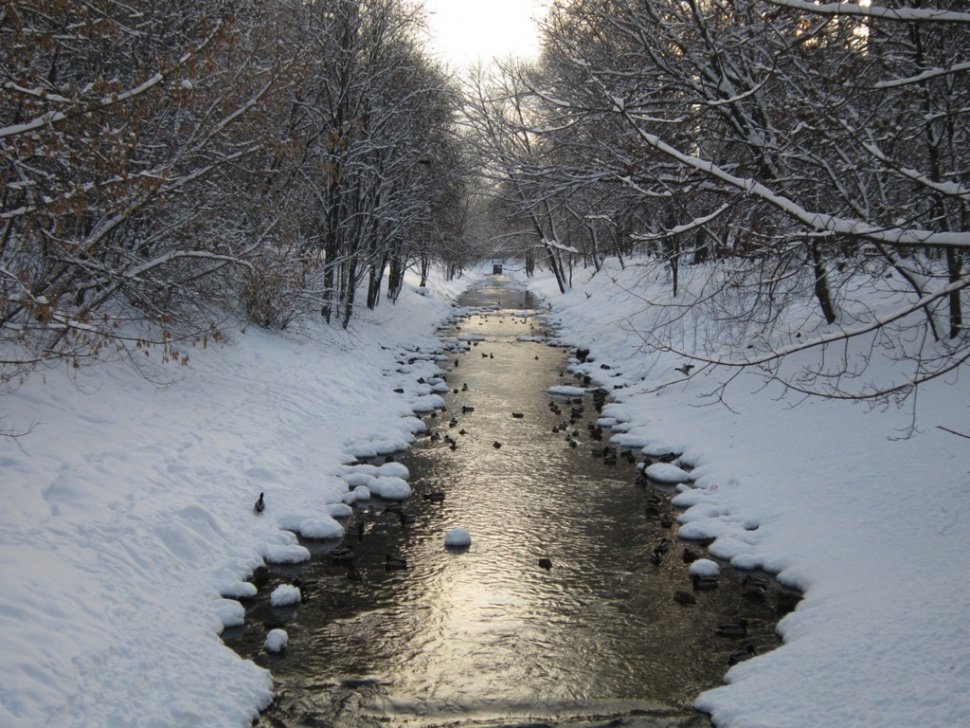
422, 0, 547, 69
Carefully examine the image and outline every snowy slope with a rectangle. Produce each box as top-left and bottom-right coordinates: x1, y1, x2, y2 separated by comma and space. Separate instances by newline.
0, 272, 469, 727
517, 259, 970, 728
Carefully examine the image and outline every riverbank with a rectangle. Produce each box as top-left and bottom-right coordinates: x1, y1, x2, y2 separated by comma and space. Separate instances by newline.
515, 259, 970, 728
0, 271, 470, 727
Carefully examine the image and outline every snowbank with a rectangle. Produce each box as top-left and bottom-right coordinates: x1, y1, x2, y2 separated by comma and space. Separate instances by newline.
514, 258, 970, 728
0, 270, 471, 727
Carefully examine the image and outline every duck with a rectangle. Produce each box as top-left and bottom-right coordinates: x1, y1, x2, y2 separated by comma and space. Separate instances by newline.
251, 565, 271, 588
423, 490, 445, 503
742, 575, 769, 602
384, 554, 408, 570
493, 441, 502, 449
538, 558, 553, 570
511, 412, 524, 419
728, 644, 756, 665
384, 503, 413, 526
330, 544, 356, 564
253, 493, 265, 514
716, 617, 749, 638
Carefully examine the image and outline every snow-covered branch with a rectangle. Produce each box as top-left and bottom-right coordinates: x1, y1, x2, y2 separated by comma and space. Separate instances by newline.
765, 1, 970, 24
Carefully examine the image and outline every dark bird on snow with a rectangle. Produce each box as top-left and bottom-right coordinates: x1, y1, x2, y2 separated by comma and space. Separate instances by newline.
253, 492, 265, 514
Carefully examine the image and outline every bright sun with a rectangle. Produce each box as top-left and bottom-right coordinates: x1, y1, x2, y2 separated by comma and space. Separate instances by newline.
421, 0, 547, 70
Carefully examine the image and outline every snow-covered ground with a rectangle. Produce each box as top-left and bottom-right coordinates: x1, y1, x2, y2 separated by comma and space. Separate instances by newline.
0, 271, 469, 727
2, 256, 968, 727
517, 259, 970, 728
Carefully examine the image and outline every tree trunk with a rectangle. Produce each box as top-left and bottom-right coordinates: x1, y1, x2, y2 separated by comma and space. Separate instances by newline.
809, 241, 837, 325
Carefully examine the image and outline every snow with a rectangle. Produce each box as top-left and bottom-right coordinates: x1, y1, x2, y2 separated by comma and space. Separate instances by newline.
3, 254, 969, 728
297, 516, 344, 540
0, 270, 467, 727
369, 475, 411, 500
514, 258, 970, 728
269, 585, 301, 607
548, 384, 586, 396
688, 558, 721, 578
264, 629, 288, 653
444, 527, 472, 548
644, 462, 693, 484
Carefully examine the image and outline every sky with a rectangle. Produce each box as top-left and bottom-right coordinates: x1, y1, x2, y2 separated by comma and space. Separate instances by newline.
421, 0, 547, 70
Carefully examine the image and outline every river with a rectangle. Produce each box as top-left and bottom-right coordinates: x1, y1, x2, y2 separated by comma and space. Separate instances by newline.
224, 276, 793, 727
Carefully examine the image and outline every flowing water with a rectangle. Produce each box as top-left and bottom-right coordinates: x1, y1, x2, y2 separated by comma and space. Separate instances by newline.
224, 276, 795, 728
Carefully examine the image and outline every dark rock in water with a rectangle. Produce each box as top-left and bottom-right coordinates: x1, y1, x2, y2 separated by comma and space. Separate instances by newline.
716, 618, 749, 638
692, 574, 719, 591
674, 591, 696, 606
682, 547, 699, 563
340, 677, 383, 689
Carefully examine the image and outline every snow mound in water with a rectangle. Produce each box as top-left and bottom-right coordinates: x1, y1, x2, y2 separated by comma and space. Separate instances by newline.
689, 558, 720, 578
444, 527, 472, 548
270, 585, 301, 607
549, 385, 586, 397
261, 543, 311, 564
377, 462, 410, 479
214, 598, 245, 629
644, 462, 692, 484
370, 476, 411, 500
265, 629, 288, 653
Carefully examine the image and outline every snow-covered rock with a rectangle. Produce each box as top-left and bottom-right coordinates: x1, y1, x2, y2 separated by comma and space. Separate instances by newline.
264, 629, 288, 653
444, 528, 472, 548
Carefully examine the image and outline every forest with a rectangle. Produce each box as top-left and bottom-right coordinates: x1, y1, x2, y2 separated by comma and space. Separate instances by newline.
2, 0, 968, 402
